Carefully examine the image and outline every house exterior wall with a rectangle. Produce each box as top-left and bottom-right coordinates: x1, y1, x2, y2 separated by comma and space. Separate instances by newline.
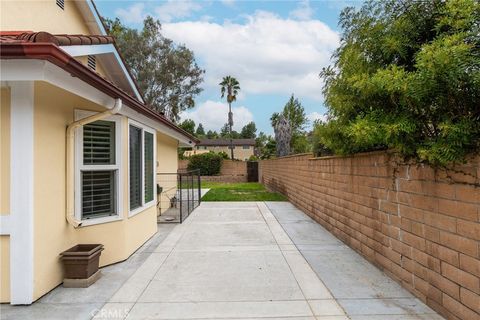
0, 1, 90, 35
1, 87, 10, 215
0, 236, 10, 302
31, 81, 159, 300
0, 2, 107, 78
75, 55, 108, 79
260, 152, 480, 320
0, 87, 11, 302
156, 133, 179, 214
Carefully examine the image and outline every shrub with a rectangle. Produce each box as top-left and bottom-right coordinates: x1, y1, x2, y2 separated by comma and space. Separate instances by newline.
318, 0, 480, 166
187, 152, 223, 175
217, 151, 229, 159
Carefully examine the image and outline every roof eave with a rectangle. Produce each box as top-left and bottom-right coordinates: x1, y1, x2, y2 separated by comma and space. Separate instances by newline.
0, 42, 198, 143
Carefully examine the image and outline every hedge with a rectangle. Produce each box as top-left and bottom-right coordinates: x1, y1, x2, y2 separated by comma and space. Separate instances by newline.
187, 152, 223, 175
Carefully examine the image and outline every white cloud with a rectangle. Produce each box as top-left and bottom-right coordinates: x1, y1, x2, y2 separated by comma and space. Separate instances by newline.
307, 111, 328, 123
115, 3, 146, 24
180, 100, 253, 132
162, 11, 339, 101
154, 0, 202, 23
289, 0, 314, 20
220, 0, 236, 7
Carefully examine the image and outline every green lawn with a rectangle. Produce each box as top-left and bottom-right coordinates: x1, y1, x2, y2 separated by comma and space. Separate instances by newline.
201, 182, 286, 201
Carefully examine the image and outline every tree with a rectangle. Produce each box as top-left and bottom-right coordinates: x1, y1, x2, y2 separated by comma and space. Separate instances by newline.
220, 123, 230, 137
196, 123, 205, 137
240, 121, 257, 139
104, 17, 204, 122
271, 95, 310, 154
255, 133, 277, 159
220, 76, 241, 159
220, 123, 240, 139
317, 0, 480, 166
206, 130, 218, 139
179, 119, 196, 135
274, 114, 292, 157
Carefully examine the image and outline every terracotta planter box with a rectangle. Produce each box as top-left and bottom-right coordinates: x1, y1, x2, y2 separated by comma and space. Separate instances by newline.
60, 244, 104, 286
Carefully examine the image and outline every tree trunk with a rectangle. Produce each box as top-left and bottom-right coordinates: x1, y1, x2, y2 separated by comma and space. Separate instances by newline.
228, 102, 234, 159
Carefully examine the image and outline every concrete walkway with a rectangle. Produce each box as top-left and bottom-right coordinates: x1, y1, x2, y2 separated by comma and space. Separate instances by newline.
94, 201, 441, 320
1, 201, 442, 320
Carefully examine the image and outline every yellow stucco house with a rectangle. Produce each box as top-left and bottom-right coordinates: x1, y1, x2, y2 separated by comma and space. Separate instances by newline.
0, 0, 197, 304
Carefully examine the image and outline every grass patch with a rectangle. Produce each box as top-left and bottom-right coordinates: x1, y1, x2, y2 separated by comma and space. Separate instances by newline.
201, 182, 286, 201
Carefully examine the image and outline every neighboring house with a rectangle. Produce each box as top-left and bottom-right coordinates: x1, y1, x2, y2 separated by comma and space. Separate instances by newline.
0, 0, 196, 305
187, 139, 256, 160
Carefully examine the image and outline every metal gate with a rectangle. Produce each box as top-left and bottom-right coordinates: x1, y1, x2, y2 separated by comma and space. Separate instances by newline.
156, 169, 201, 223
247, 161, 259, 182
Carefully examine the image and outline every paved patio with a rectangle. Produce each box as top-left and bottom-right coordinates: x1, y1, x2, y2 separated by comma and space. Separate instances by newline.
1, 201, 442, 320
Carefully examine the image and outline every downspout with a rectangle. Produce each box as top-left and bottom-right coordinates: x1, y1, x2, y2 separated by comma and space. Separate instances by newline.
65, 99, 122, 228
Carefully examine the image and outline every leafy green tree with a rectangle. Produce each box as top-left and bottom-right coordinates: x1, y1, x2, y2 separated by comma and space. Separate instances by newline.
240, 121, 257, 139
255, 132, 277, 159
271, 95, 308, 133
220, 76, 241, 159
220, 123, 240, 138
104, 17, 204, 122
271, 95, 310, 154
206, 130, 218, 139
317, 0, 480, 166
179, 119, 196, 136
196, 123, 206, 137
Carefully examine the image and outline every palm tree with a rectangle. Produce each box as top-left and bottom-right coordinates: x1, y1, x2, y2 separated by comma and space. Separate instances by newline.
219, 76, 240, 159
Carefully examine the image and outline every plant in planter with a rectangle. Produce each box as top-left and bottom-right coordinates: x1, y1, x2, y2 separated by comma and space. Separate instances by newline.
60, 244, 104, 288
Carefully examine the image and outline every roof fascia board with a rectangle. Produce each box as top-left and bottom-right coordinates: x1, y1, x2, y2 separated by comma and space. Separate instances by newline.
111, 49, 144, 102
75, 1, 144, 103
1, 59, 116, 108
86, 0, 108, 35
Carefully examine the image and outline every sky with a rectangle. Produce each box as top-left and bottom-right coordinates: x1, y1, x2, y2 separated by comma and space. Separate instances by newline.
95, 0, 362, 134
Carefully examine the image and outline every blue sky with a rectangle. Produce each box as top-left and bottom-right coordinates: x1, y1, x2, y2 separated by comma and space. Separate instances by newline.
96, 0, 361, 134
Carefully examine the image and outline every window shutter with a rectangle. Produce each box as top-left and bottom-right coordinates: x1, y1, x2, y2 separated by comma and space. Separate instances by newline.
82, 170, 116, 218
144, 132, 154, 203
129, 126, 142, 210
83, 121, 115, 165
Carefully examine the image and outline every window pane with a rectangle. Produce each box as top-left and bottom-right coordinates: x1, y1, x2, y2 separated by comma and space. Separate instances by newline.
81, 170, 116, 219
129, 126, 142, 210
83, 120, 115, 165
144, 132, 154, 203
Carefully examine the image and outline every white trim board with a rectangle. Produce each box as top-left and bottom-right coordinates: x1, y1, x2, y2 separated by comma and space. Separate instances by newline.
74, 110, 124, 227
9, 81, 34, 304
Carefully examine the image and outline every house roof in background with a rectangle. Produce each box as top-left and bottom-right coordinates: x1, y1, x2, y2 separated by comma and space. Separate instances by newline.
198, 139, 256, 146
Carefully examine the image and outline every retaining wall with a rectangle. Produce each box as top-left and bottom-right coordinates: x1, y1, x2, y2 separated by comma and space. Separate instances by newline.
260, 152, 479, 320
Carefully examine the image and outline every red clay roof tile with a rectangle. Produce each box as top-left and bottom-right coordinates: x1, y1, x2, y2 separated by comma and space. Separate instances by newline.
0, 32, 114, 46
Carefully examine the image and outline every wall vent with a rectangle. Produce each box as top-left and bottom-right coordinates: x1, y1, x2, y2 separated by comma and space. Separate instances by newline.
56, 0, 64, 10
87, 55, 96, 70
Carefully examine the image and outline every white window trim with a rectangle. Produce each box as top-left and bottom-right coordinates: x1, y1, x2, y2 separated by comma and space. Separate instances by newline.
128, 119, 157, 218
74, 110, 123, 226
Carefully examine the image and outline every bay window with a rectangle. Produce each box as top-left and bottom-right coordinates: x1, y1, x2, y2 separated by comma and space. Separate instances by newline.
75, 112, 122, 223
129, 121, 155, 214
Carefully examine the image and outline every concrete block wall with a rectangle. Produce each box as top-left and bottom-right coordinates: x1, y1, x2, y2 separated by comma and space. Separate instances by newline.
260, 152, 479, 320
179, 159, 248, 182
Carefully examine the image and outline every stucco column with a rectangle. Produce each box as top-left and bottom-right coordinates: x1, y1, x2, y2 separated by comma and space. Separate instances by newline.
9, 81, 34, 304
